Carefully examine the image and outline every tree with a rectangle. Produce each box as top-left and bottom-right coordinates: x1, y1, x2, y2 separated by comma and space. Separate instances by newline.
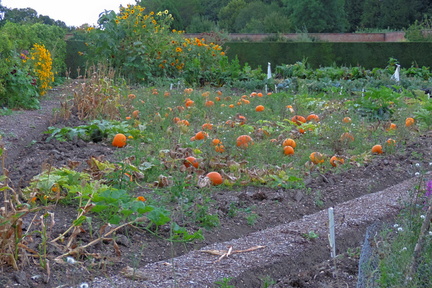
283, 0, 348, 32
345, 0, 364, 32
218, 0, 247, 32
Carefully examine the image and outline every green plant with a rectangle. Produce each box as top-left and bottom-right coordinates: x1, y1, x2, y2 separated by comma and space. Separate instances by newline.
214, 277, 235, 288
302, 231, 319, 240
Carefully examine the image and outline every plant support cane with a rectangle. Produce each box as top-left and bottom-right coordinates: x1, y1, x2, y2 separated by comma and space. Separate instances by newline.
328, 207, 337, 277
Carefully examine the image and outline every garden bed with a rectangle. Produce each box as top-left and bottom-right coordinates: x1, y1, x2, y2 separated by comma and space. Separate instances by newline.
0, 84, 431, 287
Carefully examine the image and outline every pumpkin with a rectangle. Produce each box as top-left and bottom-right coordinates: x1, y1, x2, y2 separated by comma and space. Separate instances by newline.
194, 131, 208, 141
329, 155, 344, 167
185, 99, 194, 107
282, 138, 296, 148
202, 123, 213, 130
206, 172, 223, 185
371, 144, 383, 154
306, 114, 320, 122
342, 117, 352, 123
255, 105, 265, 112
405, 117, 415, 127
205, 100, 215, 107
291, 115, 306, 125
257, 92, 263, 97
386, 123, 397, 131
283, 146, 295, 155
236, 135, 253, 148
310, 152, 325, 164
212, 138, 221, 145
215, 144, 225, 153
184, 156, 199, 168
112, 133, 127, 148
386, 138, 396, 146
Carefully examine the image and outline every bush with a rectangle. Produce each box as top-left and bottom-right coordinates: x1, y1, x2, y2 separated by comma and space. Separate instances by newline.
83, 4, 233, 85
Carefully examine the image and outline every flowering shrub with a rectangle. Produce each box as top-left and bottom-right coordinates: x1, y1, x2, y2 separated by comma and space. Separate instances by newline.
29, 44, 54, 96
84, 4, 231, 85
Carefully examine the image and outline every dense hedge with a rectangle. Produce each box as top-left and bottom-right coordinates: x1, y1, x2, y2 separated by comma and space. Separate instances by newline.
225, 42, 432, 69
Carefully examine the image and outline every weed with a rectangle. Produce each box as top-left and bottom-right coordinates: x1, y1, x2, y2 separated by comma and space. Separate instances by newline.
302, 231, 319, 240
214, 277, 235, 288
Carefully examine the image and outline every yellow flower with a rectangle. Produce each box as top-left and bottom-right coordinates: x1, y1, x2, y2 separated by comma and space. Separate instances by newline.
175, 47, 183, 53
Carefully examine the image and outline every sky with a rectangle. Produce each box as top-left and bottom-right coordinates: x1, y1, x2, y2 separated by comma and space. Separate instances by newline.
2, 0, 136, 27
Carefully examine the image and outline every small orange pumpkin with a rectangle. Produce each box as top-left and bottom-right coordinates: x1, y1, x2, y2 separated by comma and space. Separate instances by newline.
310, 152, 325, 164
386, 138, 396, 146
236, 135, 253, 148
206, 172, 223, 185
291, 115, 306, 125
202, 123, 213, 130
405, 117, 415, 127
255, 105, 265, 112
215, 144, 225, 153
342, 117, 352, 123
194, 131, 208, 141
283, 146, 295, 155
371, 144, 383, 154
282, 138, 296, 148
184, 156, 199, 168
306, 114, 320, 122
329, 155, 344, 167
386, 123, 397, 131
112, 133, 127, 148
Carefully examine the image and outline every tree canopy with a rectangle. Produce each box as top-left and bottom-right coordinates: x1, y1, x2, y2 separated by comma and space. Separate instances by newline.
2, 0, 432, 33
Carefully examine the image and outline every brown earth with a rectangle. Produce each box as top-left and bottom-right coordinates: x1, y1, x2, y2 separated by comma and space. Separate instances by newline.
0, 83, 431, 287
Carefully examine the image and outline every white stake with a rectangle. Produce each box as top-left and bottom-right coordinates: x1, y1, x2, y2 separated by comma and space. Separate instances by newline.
328, 207, 336, 258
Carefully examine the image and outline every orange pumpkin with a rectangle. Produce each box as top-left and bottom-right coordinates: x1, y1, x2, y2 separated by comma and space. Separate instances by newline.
185, 99, 194, 107
282, 138, 296, 148
386, 123, 397, 131
306, 114, 320, 122
329, 155, 344, 167
255, 105, 265, 112
405, 117, 415, 127
184, 156, 199, 168
283, 146, 295, 155
194, 131, 208, 141
112, 133, 127, 148
202, 123, 213, 130
236, 135, 253, 148
342, 117, 352, 123
386, 138, 396, 146
310, 152, 325, 164
205, 100, 215, 107
212, 138, 221, 145
215, 144, 225, 153
371, 144, 383, 154
291, 115, 306, 125
206, 172, 223, 185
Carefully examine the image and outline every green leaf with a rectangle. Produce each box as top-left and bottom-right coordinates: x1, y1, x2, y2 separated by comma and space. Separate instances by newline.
73, 215, 87, 226
147, 207, 170, 226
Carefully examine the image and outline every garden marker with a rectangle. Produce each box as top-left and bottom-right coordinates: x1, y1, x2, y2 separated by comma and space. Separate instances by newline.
267, 62, 272, 79
328, 207, 336, 258
391, 64, 401, 82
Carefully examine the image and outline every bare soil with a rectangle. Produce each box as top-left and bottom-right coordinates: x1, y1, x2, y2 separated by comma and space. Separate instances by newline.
0, 83, 431, 288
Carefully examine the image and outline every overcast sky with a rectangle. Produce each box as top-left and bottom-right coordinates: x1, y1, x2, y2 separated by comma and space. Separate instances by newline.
2, 0, 136, 26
